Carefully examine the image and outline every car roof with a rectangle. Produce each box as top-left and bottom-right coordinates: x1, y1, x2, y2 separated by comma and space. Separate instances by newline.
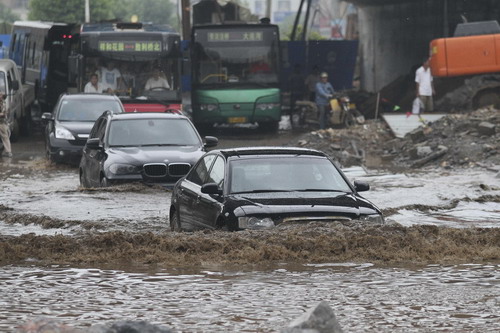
107, 112, 189, 121
214, 147, 328, 158
60, 93, 121, 101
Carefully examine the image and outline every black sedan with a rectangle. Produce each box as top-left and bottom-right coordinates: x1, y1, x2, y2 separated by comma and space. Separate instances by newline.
42, 93, 125, 164
79, 112, 218, 188
169, 147, 384, 231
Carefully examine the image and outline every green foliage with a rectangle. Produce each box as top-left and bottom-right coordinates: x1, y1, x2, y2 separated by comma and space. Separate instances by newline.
28, 0, 177, 27
0, 3, 20, 23
106, 0, 177, 26
281, 23, 327, 41
29, 0, 115, 23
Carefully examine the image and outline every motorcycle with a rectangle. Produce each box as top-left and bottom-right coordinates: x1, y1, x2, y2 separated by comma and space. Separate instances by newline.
329, 93, 365, 127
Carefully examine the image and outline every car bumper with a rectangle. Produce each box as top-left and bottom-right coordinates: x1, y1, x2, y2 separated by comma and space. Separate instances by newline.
47, 137, 86, 163
105, 173, 182, 188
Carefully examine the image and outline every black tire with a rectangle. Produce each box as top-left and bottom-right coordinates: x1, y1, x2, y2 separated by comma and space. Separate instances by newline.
472, 89, 500, 109
169, 208, 181, 231
79, 170, 88, 189
20, 108, 32, 137
344, 112, 356, 127
259, 121, 279, 133
10, 118, 20, 142
100, 176, 109, 188
45, 142, 55, 163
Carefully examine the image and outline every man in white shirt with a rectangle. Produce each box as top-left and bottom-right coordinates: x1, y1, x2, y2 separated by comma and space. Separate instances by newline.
144, 67, 170, 91
84, 74, 104, 93
415, 58, 435, 114
99, 61, 122, 91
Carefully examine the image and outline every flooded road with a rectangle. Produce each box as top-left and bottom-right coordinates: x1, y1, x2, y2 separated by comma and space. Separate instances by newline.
1, 263, 499, 332
1, 132, 500, 332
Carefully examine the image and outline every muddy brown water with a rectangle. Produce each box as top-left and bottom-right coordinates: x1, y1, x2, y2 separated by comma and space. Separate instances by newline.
1, 132, 500, 332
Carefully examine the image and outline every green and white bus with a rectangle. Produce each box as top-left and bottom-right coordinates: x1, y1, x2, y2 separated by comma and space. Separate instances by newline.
190, 23, 281, 132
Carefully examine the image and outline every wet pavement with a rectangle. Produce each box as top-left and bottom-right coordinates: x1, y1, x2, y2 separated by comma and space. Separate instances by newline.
1, 131, 500, 332
1, 263, 499, 332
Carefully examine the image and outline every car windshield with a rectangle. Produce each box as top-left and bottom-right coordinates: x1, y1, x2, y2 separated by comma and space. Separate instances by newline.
57, 98, 122, 122
229, 156, 352, 194
107, 118, 201, 147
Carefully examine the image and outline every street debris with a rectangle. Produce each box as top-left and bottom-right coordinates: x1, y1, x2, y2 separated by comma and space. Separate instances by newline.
289, 106, 499, 170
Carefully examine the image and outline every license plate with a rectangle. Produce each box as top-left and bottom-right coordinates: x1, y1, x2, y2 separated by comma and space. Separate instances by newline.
228, 117, 247, 123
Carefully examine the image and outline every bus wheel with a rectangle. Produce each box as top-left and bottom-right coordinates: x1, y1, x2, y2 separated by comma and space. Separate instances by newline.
259, 121, 279, 133
20, 107, 32, 136
10, 118, 20, 142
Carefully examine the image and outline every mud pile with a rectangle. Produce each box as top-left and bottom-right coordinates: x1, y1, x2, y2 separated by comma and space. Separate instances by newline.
287, 120, 394, 168
385, 107, 500, 169
2, 223, 499, 267
289, 107, 499, 170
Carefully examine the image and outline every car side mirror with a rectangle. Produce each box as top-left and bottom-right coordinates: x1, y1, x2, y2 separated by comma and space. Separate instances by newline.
204, 136, 218, 148
86, 137, 102, 150
354, 180, 370, 192
201, 182, 222, 195
11, 80, 19, 91
41, 112, 53, 121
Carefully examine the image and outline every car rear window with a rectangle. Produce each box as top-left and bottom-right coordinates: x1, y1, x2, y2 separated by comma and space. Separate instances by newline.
108, 118, 201, 147
229, 156, 351, 194
58, 98, 122, 121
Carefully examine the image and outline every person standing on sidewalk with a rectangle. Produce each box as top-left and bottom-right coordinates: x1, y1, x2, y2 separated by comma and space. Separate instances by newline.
315, 72, 334, 130
0, 94, 12, 158
415, 58, 435, 120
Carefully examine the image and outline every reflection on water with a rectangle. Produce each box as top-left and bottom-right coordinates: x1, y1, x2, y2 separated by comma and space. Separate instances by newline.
1, 263, 499, 332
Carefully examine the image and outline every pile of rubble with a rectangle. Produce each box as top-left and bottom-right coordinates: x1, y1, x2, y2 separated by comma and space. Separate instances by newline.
385, 107, 499, 169
289, 107, 499, 170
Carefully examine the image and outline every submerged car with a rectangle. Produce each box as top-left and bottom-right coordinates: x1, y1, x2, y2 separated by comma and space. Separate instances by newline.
79, 112, 218, 188
169, 147, 384, 231
42, 93, 125, 164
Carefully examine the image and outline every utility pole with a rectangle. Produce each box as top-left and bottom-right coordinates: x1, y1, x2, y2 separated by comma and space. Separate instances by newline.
181, 0, 191, 40
266, 0, 272, 21
85, 0, 90, 23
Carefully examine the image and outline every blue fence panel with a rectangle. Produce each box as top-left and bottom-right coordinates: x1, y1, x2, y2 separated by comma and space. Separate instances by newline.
307, 40, 358, 91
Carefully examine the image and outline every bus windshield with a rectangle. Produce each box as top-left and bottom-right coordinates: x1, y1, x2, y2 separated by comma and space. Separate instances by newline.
192, 27, 280, 86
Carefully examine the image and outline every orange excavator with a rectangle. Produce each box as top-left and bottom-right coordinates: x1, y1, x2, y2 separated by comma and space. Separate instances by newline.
429, 20, 500, 109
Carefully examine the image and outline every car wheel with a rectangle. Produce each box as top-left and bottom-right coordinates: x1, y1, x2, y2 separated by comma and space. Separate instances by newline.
169, 208, 181, 232
79, 170, 88, 188
100, 176, 109, 188
45, 142, 55, 163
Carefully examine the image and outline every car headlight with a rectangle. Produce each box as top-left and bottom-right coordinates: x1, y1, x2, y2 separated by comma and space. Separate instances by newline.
256, 103, 280, 111
108, 163, 141, 175
199, 104, 218, 112
54, 125, 75, 140
238, 217, 275, 229
359, 214, 385, 224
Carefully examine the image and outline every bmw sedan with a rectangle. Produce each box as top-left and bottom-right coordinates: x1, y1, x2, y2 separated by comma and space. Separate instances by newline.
79, 112, 218, 188
169, 147, 384, 231
42, 93, 125, 164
